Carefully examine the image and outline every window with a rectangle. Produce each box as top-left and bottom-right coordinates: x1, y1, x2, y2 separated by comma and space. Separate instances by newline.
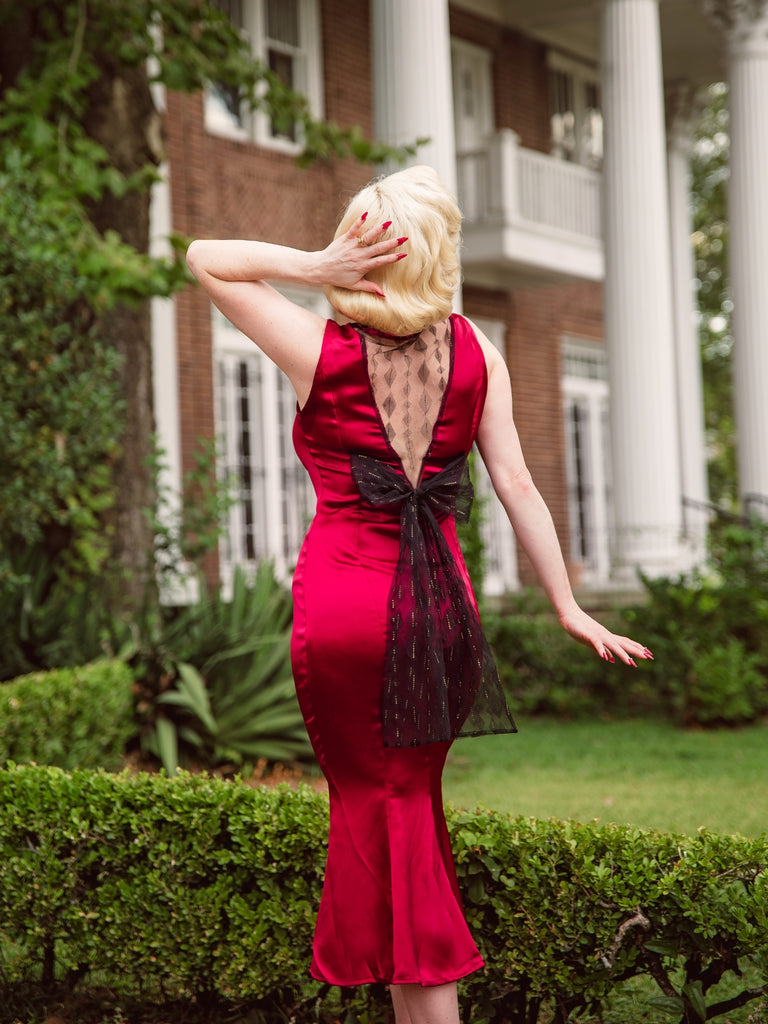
451, 39, 495, 224
205, 0, 323, 150
212, 288, 327, 586
207, 0, 247, 132
562, 339, 612, 583
548, 53, 602, 169
265, 0, 301, 141
451, 39, 494, 153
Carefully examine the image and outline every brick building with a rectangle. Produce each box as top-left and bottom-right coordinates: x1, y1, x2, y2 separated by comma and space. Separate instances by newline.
150, 0, 768, 597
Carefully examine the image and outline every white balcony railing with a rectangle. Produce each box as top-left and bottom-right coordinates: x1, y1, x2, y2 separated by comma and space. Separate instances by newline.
457, 128, 602, 243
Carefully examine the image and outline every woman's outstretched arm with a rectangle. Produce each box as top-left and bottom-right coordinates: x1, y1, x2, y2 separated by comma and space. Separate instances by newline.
186, 214, 405, 405
472, 322, 652, 667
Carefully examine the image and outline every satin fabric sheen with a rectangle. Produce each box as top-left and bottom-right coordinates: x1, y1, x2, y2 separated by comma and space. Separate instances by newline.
291, 315, 487, 986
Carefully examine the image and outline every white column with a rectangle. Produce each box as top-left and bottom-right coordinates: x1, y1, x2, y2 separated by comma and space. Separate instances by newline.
600, 0, 685, 576
705, 0, 768, 509
372, 0, 458, 196
665, 82, 709, 559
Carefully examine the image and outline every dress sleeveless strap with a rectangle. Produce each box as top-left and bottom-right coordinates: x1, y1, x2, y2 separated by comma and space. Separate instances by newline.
350, 452, 517, 747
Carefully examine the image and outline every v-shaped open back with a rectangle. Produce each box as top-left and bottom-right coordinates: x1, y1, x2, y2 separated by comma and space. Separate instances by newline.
358, 321, 453, 487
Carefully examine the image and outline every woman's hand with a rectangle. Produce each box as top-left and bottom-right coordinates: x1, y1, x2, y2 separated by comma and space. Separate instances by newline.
557, 606, 654, 667
315, 212, 407, 296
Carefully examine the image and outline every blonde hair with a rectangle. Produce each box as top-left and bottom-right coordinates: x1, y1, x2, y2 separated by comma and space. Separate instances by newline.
324, 165, 462, 335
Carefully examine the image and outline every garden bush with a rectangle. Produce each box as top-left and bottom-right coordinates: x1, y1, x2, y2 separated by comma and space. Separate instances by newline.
487, 518, 768, 727
622, 519, 768, 726
0, 542, 130, 681
0, 154, 124, 678
0, 766, 766, 1024
483, 594, 646, 719
0, 660, 134, 771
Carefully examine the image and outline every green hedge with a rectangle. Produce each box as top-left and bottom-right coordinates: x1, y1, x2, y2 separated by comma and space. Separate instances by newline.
0, 766, 766, 1023
0, 660, 134, 770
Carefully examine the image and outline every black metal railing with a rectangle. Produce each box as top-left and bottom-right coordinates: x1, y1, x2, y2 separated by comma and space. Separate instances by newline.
682, 493, 768, 531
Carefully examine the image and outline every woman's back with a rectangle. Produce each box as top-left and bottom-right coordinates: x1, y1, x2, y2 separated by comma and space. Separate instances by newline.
293, 315, 487, 513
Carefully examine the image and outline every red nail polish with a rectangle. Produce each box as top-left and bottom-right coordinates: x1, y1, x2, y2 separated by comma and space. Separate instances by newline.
396, 253, 407, 260
382, 220, 392, 230
629, 658, 637, 668
397, 236, 408, 245
361, 212, 368, 222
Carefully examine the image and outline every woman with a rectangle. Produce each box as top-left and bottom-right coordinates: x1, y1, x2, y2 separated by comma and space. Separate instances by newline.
187, 165, 651, 1024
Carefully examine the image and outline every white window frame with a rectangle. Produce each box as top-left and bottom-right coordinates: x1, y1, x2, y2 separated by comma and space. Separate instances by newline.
472, 318, 520, 595
212, 287, 329, 592
547, 51, 602, 169
205, 0, 324, 155
561, 337, 612, 585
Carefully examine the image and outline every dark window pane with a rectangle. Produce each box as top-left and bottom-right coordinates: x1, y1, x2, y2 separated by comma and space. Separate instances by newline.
269, 49, 297, 140
267, 0, 299, 46
211, 0, 243, 27
269, 48, 295, 89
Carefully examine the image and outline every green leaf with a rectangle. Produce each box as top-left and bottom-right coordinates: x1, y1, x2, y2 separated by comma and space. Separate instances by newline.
153, 716, 179, 777
682, 981, 708, 1022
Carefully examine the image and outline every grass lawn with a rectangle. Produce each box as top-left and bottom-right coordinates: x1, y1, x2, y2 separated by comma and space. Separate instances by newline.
444, 717, 768, 837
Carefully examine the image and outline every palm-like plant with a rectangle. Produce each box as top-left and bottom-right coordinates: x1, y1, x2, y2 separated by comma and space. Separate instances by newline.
141, 564, 312, 774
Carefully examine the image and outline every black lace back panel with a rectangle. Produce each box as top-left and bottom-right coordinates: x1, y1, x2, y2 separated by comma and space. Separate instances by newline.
363, 322, 451, 487
352, 323, 517, 748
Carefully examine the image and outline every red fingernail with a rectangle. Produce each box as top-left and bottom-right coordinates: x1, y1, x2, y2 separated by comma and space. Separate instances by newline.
396, 253, 407, 260
629, 658, 637, 668
397, 236, 408, 245
361, 212, 368, 222
382, 220, 392, 230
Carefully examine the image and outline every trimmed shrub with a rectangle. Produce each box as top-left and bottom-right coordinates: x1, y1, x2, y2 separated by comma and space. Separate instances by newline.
0, 767, 766, 1023
0, 767, 323, 1005
452, 810, 768, 1023
0, 660, 134, 770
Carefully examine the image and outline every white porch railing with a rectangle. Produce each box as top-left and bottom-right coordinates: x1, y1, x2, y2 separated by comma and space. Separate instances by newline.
457, 128, 602, 241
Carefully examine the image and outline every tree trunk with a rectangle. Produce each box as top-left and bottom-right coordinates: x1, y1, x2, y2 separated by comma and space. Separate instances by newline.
83, 58, 165, 607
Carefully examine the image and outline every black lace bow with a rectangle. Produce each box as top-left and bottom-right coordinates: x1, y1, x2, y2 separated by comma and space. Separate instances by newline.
350, 452, 516, 748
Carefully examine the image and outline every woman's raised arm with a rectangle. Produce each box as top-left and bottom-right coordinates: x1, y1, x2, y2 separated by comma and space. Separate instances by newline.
186, 215, 406, 405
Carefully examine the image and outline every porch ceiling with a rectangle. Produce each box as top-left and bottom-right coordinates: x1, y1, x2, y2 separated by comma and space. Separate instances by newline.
453, 0, 727, 85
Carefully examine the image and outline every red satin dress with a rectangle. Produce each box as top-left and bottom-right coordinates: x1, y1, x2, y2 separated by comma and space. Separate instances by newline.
290, 314, 491, 987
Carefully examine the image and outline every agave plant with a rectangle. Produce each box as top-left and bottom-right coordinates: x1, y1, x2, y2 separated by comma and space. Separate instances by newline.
142, 563, 312, 774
